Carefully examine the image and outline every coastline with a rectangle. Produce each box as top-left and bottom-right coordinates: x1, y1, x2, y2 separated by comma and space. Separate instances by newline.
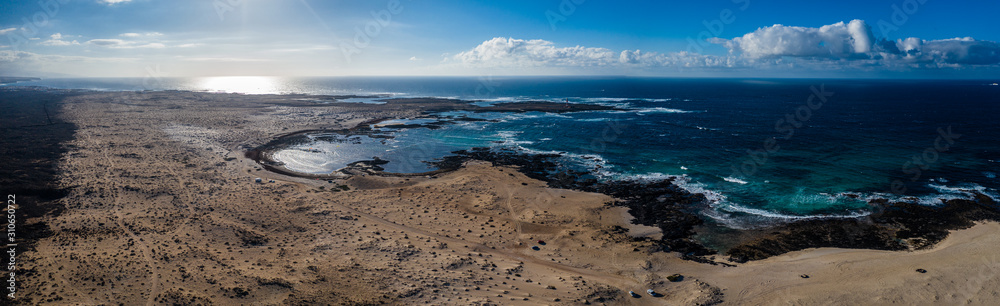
5, 87, 1000, 304
250, 109, 1000, 264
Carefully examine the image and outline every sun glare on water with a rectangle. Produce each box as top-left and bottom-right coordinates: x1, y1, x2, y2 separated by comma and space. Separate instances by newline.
197, 76, 282, 94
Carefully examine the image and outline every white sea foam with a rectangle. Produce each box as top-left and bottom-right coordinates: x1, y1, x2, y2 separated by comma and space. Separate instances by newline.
701, 192, 873, 229
929, 183, 979, 195
625, 174, 874, 229
723, 177, 749, 185
624, 172, 678, 182
710, 204, 872, 229
633, 107, 694, 114
494, 131, 534, 145
501, 143, 613, 176
497, 112, 572, 122
271, 149, 342, 174
926, 183, 1000, 202
578, 97, 675, 104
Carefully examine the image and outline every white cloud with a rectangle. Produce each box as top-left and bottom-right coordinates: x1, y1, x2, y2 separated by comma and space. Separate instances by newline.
87, 39, 166, 49
451, 29, 998, 76
0, 50, 36, 62
119, 32, 163, 37
892, 37, 1000, 65
180, 57, 271, 62
136, 43, 165, 49
451, 37, 733, 69
39, 39, 80, 46
409, 56, 422, 61
0, 50, 137, 63
39, 33, 80, 46
713, 19, 1000, 66
453, 37, 617, 67
0, 49, 142, 77
98, 0, 133, 5
88, 38, 127, 47
0, 28, 16, 35
713, 19, 876, 59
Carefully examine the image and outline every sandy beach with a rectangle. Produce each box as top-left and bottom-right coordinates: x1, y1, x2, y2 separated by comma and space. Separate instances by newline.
6, 89, 999, 305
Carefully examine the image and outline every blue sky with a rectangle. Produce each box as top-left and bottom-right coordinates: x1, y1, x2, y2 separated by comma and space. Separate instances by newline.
2, 0, 999, 78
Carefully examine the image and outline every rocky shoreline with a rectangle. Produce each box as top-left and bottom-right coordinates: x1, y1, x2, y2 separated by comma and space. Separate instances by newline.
253, 129, 1000, 264
244, 95, 1000, 263
246, 97, 619, 178
727, 194, 1000, 262
435, 148, 1000, 263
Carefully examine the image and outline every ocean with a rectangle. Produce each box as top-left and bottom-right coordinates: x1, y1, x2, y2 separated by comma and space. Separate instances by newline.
13, 76, 1000, 229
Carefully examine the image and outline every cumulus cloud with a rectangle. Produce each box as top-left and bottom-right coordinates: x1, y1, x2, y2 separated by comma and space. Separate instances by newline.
451, 27, 999, 76
452, 37, 731, 69
39, 33, 80, 46
890, 37, 1000, 65
39, 40, 79, 46
713, 19, 1000, 66
617, 49, 734, 68
713, 19, 876, 59
453, 37, 617, 67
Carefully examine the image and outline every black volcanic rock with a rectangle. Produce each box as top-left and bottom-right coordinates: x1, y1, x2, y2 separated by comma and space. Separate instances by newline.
727, 196, 1000, 262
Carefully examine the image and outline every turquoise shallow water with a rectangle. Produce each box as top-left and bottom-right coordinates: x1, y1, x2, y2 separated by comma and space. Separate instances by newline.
17, 77, 1000, 228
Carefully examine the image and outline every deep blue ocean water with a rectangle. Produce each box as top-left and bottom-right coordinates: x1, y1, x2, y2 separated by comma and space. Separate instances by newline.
13, 76, 1000, 228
